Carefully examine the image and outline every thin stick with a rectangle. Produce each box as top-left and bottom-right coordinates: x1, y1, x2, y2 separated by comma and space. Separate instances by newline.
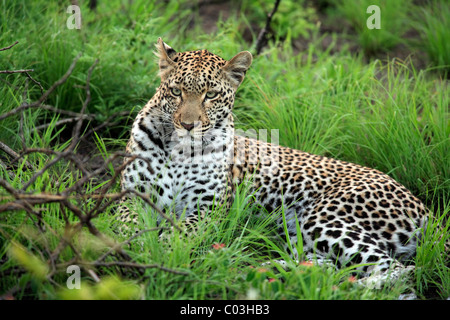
0, 104, 94, 122
67, 59, 99, 152
0, 141, 21, 159
35, 117, 84, 131
82, 261, 190, 275
0, 41, 19, 51
255, 0, 281, 55
96, 227, 167, 263
25, 71, 44, 95
35, 53, 82, 106
0, 69, 34, 74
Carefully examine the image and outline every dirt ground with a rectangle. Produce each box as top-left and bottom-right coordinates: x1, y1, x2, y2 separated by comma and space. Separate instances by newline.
197, 0, 430, 70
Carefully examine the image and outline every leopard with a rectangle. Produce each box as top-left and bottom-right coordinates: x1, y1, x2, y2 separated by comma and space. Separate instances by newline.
120, 38, 431, 286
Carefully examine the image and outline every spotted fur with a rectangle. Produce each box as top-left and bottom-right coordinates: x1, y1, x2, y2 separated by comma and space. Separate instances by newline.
120, 38, 430, 284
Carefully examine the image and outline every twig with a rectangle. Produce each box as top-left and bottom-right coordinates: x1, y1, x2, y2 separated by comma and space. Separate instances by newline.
0, 192, 127, 204
82, 261, 190, 275
19, 80, 27, 151
0, 140, 21, 159
0, 53, 83, 125
34, 117, 84, 131
48, 223, 81, 274
0, 176, 20, 195
0, 69, 34, 74
80, 110, 133, 142
96, 227, 167, 263
68, 58, 99, 151
0, 41, 19, 51
24, 71, 44, 95
0, 186, 182, 234
11, 147, 88, 176
21, 153, 65, 191
0, 159, 14, 179
255, 0, 281, 55
35, 53, 82, 106
0, 103, 94, 122
20, 58, 96, 191
0, 43, 188, 288
59, 198, 133, 261
0, 41, 43, 97
0, 145, 30, 175
127, 189, 184, 233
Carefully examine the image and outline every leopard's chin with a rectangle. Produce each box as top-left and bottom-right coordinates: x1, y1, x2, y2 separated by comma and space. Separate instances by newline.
174, 127, 188, 138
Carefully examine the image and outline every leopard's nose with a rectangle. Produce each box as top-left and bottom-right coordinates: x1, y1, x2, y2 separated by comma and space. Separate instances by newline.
180, 122, 199, 131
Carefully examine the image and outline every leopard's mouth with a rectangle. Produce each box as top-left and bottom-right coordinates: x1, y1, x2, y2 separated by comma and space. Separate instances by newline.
173, 121, 212, 139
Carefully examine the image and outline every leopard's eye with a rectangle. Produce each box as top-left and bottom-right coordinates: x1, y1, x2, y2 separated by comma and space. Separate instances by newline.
171, 88, 181, 96
205, 91, 218, 99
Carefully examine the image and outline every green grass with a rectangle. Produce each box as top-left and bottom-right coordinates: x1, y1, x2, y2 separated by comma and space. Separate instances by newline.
1, 0, 449, 300
236, 46, 449, 203
413, 1, 450, 75
240, 0, 318, 41
331, 0, 412, 54
329, 0, 450, 74
0, 0, 194, 143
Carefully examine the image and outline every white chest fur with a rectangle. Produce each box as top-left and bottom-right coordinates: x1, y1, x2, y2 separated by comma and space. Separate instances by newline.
123, 115, 234, 217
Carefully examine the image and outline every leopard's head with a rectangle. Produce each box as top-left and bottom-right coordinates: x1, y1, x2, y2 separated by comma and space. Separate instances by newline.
155, 38, 252, 138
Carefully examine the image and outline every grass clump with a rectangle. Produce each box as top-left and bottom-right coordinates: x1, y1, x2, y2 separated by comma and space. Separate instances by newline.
413, 1, 450, 75
330, 0, 412, 54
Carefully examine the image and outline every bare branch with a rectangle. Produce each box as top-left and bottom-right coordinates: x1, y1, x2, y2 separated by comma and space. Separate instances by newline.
0, 41, 43, 95
0, 45, 184, 287
255, 0, 281, 55
96, 227, 167, 263
35, 117, 84, 131
24, 71, 44, 95
34, 53, 82, 106
0, 140, 34, 170
0, 40, 19, 51
68, 58, 99, 151
0, 69, 34, 74
19, 58, 97, 191
0, 140, 21, 159
0, 103, 94, 122
82, 261, 190, 275
0, 53, 84, 123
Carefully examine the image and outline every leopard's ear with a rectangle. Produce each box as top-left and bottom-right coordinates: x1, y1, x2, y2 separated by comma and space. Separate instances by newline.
222, 51, 252, 89
155, 38, 178, 81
